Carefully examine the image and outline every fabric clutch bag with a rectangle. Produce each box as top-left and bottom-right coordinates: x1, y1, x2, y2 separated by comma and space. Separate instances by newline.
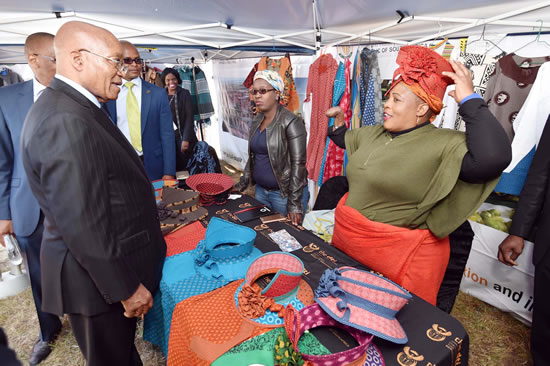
233, 204, 273, 223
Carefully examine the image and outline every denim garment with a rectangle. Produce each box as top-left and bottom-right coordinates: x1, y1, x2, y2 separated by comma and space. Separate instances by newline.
255, 185, 309, 215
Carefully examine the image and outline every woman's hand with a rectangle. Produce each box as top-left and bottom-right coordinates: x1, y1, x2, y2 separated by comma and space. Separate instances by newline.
442, 60, 475, 105
181, 141, 190, 153
326, 106, 345, 128
288, 212, 303, 226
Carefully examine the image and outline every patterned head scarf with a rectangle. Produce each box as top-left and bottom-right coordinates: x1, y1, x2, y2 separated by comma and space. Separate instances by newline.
386, 45, 454, 115
253, 70, 284, 93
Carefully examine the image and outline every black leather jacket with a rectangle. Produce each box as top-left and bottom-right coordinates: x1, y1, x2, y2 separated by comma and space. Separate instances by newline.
241, 104, 307, 213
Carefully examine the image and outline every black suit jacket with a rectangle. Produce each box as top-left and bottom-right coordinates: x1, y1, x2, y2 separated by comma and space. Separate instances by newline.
509, 114, 550, 266
21, 78, 166, 316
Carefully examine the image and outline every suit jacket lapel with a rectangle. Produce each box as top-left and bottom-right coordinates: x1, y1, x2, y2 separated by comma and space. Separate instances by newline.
141, 81, 151, 134
17, 81, 34, 123
105, 101, 117, 125
50, 79, 149, 181
91, 107, 149, 181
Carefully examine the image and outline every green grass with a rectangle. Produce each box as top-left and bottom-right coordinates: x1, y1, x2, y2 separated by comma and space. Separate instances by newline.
451, 291, 532, 366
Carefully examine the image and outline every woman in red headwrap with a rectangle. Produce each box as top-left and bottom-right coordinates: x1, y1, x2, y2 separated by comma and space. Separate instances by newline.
326, 46, 511, 305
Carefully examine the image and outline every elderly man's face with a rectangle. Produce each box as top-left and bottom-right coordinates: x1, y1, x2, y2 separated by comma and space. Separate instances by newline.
85, 40, 123, 101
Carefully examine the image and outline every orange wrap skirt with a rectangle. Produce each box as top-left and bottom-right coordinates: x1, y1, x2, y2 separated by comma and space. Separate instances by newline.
332, 194, 450, 305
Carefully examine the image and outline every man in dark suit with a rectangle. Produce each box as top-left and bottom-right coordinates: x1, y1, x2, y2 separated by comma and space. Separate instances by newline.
20, 21, 166, 365
0, 32, 62, 365
498, 114, 550, 366
106, 41, 176, 181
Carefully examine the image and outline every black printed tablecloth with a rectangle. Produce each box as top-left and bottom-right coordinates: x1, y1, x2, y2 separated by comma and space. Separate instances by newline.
197, 194, 469, 366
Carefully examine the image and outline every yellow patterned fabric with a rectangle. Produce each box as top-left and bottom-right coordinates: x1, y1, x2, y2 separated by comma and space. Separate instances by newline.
125, 81, 142, 152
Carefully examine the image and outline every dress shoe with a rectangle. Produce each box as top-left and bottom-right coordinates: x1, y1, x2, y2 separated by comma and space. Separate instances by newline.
29, 339, 52, 365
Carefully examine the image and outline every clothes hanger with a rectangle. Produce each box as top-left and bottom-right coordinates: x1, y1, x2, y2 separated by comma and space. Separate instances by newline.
427, 21, 445, 48
510, 20, 550, 64
466, 24, 507, 56
337, 45, 353, 60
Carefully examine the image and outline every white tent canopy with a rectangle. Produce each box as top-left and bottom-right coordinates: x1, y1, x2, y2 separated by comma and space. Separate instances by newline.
2, 0, 550, 63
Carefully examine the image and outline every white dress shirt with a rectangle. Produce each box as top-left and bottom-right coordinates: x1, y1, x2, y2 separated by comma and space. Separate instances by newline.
54, 74, 101, 109
116, 77, 143, 155
32, 77, 47, 102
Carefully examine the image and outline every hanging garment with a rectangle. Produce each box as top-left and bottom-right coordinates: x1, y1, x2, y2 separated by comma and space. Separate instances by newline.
302, 95, 317, 210
143, 217, 262, 354
166, 252, 314, 366
359, 48, 383, 127
495, 62, 550, 196
484, 54, 550, 141
243, 62, 259, 89
346, 50, 363, 175
434, 52, 499, 131
323, 58, 352, 183
257, 55, 300, 113
305, 54, 338, 181
350, 50, 362, 130
178, 65, 215, 123
318, 61, 346, 187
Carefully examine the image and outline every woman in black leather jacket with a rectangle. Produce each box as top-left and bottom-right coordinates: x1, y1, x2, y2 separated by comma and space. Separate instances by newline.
239, 70, 308, 225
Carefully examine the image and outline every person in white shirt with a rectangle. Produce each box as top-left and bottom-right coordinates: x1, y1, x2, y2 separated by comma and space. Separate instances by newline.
0, 32, 62, 366
105, 41, 176, 181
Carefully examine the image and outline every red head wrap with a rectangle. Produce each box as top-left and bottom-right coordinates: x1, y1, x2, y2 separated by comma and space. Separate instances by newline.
386, 45, 454, 115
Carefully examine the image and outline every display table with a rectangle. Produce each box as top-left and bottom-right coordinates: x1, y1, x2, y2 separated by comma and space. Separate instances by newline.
150, 194, 469, 366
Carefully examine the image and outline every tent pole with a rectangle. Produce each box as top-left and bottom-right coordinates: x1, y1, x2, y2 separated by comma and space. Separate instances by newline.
323, 17, 413, 48
414, 16, 550, 28
74, 14, 143, 32
0, 11, 76, 26
323, 29, 408, 48
119, 22, 223, 40
409, 1, 550, 44
158, 34, 219, 49
223, 28, 316, 50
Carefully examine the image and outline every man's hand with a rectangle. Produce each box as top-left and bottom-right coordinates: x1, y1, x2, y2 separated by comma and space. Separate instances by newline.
162, 175, 176, 180
121, 283, 153, 318
288, 212, 303, 226
442, 60, 475, 105
0, 220, 14, 247
180, 141, 190, 153
325, 106, 345, 128
498, 234, 525, 266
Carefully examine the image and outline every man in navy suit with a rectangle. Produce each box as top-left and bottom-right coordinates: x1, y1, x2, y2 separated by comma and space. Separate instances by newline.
106, 41, 175, 181
0, 32, 62, 365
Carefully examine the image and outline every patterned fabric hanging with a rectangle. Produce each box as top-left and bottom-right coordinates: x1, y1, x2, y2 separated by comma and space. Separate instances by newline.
322, 58, 351, 184
177, 66, 215, 124
317, 62, 346, 186
257, 55, 300, 113
305, 54, 338, 181
350, 50, 362, 130
359, 48, 383, 127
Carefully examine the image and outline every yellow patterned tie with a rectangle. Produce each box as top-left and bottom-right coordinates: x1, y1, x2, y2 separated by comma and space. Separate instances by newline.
125, 81, 142, 152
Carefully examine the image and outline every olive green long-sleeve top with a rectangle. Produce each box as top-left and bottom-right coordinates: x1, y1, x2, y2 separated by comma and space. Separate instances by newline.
344, 123, 498, 238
